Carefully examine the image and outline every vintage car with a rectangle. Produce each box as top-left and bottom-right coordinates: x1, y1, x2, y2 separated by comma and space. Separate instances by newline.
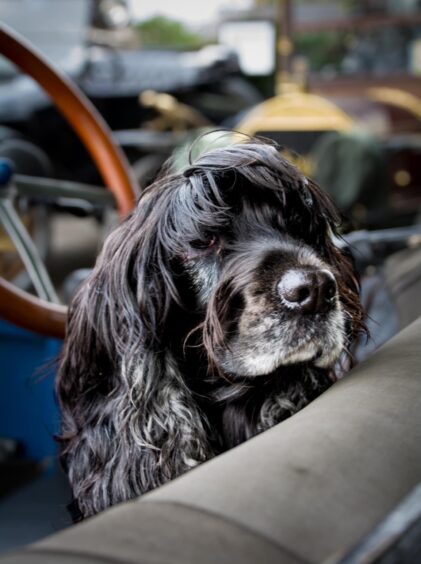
0, 17, 421, 564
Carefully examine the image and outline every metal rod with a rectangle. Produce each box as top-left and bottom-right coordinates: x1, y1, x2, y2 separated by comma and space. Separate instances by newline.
0, 198, 59, 303
277, 0, 293, 82
14, 174, 116, 205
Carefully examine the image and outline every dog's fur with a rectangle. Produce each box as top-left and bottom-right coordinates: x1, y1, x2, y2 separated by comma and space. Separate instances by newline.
57, 139, 365, 520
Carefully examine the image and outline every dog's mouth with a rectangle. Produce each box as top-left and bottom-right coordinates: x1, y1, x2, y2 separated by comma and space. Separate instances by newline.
216, 307, 345, 377
313, 348, 324, 361
278, 338, 330, 367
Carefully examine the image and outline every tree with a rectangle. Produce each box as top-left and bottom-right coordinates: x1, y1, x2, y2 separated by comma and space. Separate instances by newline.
136, 16, 205, 49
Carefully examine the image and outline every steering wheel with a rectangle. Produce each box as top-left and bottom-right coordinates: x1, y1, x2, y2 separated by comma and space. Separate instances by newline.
0, 24, 137, 339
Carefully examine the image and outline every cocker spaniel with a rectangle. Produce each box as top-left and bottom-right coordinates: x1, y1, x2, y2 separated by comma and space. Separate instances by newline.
57, 139, 365, 520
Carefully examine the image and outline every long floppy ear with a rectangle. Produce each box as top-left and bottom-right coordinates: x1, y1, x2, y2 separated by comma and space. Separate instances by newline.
57, 185, 213, 520
303, 177, 367, 367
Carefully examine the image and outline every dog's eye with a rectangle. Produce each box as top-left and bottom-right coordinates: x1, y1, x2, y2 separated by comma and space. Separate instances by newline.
189, 236, 217, 251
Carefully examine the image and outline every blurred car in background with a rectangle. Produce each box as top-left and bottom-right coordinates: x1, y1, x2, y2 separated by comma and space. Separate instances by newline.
0, 0, 260, 184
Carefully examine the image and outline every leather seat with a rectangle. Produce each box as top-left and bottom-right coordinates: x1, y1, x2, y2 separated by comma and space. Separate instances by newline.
2, 316, 421, 563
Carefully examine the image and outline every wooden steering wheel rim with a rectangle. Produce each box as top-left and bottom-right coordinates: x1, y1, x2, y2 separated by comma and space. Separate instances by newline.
0, 24, 137, 338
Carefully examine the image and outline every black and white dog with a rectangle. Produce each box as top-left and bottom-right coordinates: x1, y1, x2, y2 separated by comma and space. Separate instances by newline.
57, 139, 365, 519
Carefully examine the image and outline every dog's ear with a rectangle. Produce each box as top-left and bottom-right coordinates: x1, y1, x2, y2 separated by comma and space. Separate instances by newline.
327, 237, 366, 367
57, 186, 213, 519
303, 178, 367, 364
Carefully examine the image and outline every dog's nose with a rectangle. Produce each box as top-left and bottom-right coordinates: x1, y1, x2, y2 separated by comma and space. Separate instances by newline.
277, 269, 337, 313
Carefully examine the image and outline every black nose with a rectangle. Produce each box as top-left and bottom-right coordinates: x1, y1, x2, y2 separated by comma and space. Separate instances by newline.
277, 269, 337, 313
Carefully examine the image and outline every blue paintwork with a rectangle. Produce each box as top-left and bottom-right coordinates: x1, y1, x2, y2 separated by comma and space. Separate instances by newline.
0, 320, 62, 463
0, 158, 14, 187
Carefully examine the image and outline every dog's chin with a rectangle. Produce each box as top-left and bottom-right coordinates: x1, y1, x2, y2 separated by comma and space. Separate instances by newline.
217, 332, 344, 377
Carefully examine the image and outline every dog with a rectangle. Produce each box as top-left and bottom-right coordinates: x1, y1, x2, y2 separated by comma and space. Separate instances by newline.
57, 138, 365, 520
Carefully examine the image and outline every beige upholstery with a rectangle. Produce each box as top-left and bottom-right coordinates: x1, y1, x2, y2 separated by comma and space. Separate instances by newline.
385, 247, 421, 330
2, 316, 421, 563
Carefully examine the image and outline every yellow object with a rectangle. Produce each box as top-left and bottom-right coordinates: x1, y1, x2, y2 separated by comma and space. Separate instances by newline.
394, 169, 412, 187
139, 90, 211, 132
368, 87, 421, 121
236, 92, 355, 136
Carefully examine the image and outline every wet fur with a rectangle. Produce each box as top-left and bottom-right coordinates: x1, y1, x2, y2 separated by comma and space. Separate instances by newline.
57, 139, 365, 520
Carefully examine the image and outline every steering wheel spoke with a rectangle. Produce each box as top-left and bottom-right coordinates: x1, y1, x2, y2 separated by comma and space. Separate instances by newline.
0, 194, 58, 303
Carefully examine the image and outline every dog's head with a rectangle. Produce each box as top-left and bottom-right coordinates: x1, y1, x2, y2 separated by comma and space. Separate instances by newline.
72, 140, 363, 380
131, 140, 363, 378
